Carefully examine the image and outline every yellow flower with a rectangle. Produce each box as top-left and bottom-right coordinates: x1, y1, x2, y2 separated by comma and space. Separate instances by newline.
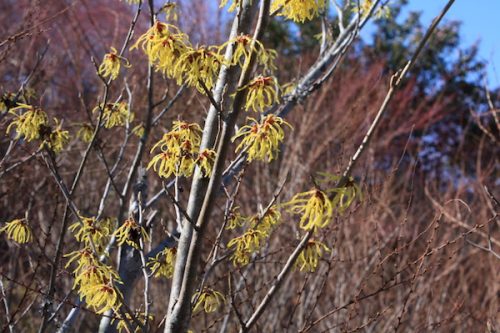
192, 288, 225, 313
195, 149, 216, 177
40, 118, 70, 153
160, 2, 178, 21
296, 240, 330, 272
316, 173, 362, 212
98, 47, 130, 80
251, 205, 281, 235
0, 218, 32, 244
69, 215, 114, 252
271, 0, 326, 23
132, 21, 189, 82
7, 103, 48, 142
132, 123, 145, 138
81, 281, 122, 314
65, 247, 94, 272
284, 189, 333, 231
113, 217, 149, 249
175, 46, 224, 93
148, 151, 178, 178
241, 76, 279, 112
77, 123, 94, 143
233, 114, 292, 162
115, 312, 153, 333
148, 121, 202, 178
221, 34, 276, 70
147, 247, 176, 278
94, 102, 133, 129
227, 229, 265, 266
225, 207, 245, 230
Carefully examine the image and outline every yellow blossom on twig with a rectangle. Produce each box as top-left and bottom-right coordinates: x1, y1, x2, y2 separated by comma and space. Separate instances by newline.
296, 240, 330, 272
233, 114, 292, 162
7, 103, 48, 142
0, 218, 33, 244
271, 0, 326, 23
113, 217, 149, 249
98, 47, 131, 80
192, 287, 225, 313
147, 247, 176, 279
284, 189, 333, 231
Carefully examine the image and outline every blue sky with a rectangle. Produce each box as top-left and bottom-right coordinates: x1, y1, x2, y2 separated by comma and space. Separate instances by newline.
367, 0, 500, 88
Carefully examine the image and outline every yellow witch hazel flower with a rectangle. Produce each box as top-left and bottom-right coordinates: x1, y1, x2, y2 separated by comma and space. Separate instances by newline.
94, 101, 133, 129
316, 173, 362, 213
77, 123, 94, 143
160, 2, 178, 21
284, 188, 333, 231
7, 103, 48, 142
271, 0, 326, 23
221, 34, 276, 70
65, 246, 123, 314
40, 118, 70, 153
227, 228, 265, 266
296, 240, 330, 272
175, 46, 224, 93
69, 215, 115, 252
195, 149, 216, 177
233, 114, 292, 162
132, 21, 189, 82
115, 312, 153, 333
225, 207, 245, 230
147, 247, 176, 278
113, 217, 149, 249
251, 205, 281, 235
192, 287, 225, 313
98, 47, 130, 80
81, 280, 123, 314
241, 75, 279, 112
0, 218, 33, 244
148, 120, 202, 178
132, 123, 145, 138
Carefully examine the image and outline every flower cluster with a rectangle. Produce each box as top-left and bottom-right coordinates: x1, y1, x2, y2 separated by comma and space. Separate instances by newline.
271, 0, 326, 23
77, 123, 94, 143
284, 189, 333, 231
40, 118, 70, 153
133, 21, 225, 93
7, 103, 48, 142
226, 205, 281, 266
0, 218, 32, 244
69, 215, 115, 253
65, 248, 122, 314
227, 229, 265, 266
94, 102, 133, 129
160, 2, 178, 21
115, 311, 153, 333
98, 47, 130, 80
241, 75, 279, 112
221, 34, 276, 70
233, 114, 291, 162
147, 247, 176, 279
113, 217, 149, 249
192, 287, 225, 313
296, 240, 330, 272
149, 120, 216, 178
195, 148, 216, 177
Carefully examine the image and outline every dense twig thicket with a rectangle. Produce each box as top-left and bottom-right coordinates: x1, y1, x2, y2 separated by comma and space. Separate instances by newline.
0, 0, 498, 332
